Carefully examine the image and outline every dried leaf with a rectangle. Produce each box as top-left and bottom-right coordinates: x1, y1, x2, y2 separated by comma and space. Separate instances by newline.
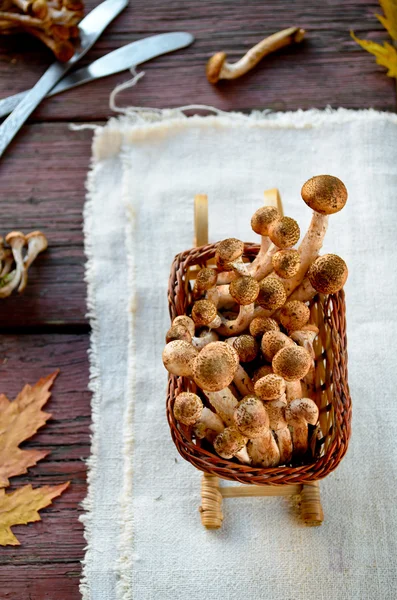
0, 482, 69, 546
0, 371, 59, 488
351, 31, 397, 77
376, 0, 397, 41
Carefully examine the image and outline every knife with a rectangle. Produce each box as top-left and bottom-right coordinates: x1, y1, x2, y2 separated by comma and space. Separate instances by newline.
0, 0, 128, 158
0, 32, 194, 119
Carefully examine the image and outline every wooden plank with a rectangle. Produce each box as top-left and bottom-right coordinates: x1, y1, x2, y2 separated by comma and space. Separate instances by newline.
0, 334, 90, 598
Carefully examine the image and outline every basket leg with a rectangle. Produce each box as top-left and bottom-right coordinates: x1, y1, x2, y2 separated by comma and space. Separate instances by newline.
301, 482, 324, 526
199, 473, 223, 529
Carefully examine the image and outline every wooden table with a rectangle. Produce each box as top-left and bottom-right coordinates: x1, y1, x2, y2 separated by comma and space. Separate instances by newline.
0, 1, 395, 597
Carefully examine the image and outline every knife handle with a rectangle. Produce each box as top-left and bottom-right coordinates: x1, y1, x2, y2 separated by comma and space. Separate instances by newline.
0, 92, 26, 120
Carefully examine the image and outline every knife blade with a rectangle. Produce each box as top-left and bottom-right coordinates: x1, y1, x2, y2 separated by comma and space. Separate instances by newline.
0, 0, 128, 158
0, 32, 194, 118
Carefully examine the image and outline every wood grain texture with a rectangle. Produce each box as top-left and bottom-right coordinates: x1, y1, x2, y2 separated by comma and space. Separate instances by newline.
0, 334, 89, 598
0, 0, 394, 598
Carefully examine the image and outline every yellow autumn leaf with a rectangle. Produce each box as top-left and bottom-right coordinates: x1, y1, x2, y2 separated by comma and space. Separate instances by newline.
351, 31, 397, 77
0, 483, 69, 545
376, 0, 397, 41
0, 371, 58, 488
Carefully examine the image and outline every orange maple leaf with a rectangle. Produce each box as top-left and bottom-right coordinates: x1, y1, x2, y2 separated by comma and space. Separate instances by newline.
0, 371, 59, 488
0, 483, 69, 546
351, 32, 397, 77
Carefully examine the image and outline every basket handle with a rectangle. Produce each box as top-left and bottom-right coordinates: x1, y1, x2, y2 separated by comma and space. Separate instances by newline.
264, 188, 284, 216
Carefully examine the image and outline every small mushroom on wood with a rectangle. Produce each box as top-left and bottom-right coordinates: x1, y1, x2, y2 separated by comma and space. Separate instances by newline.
206, 26, 306, 84
0, 232, 26, 297
249, 205, 280, 279
285, 397, 319, 456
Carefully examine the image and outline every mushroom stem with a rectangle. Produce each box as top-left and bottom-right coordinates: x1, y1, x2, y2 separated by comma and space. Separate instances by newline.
285, 398, 319, 456
265, 396, 293, 464
0, 251, 14, 278
191, 329, 219, 350
4, 232, 26, 295
193, 407, 225, 443
285, 380, 303, 403
233, 364, 254, 397
247, 430, 280, 467
250, 242, 278, 280
204, 388, 239, 426
288, 277, 317, 302
216, 304, 255, 336
206, 26, 305, 83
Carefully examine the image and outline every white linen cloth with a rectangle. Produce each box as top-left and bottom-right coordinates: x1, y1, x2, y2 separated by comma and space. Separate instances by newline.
80, 108, 397, 600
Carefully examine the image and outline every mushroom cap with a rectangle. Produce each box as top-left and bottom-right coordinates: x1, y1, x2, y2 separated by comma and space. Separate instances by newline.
215, 238, 244, 270
172, 315, 195, 337
233, 334, 259, 362
206, 51, 227, 84
213, 426, 247, 459
257, 277, 287, 311
308, 254, 348, 294
229, 275, 259, 305
162, 340, 198, 377
272, 249, 301, 279
191, 299, 218, 326
285, 397, 319, 425
254, 374, 286, 401
166, 323, 192, 344
192, 341, 239, 392
249, 316, 280, 338
272, 345, 312, 381
251, 206, 280, 236
261, 330, 295, 362
25, 230, 48, 250
234, 395, 269, 438
301, 175, 348, 215
269, 216, 300, 249
173, 392, 203, 425
5, 231, 26, 247
279, 300, 311, 332
252, 364, 273, 383
195, 267, 218, 292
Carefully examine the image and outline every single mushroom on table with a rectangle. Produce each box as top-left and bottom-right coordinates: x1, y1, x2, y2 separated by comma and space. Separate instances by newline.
206, 26, 305, 84
285, 397, 319, 457
216, 275, 259, 336
281, 175, 348, 297
0, 231, 26, 298
289, 254, 348, 302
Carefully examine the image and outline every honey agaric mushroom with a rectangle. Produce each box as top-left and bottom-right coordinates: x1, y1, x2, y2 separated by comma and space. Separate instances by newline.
215, 238, 249, 277
285, 397, 319, 456
206, 26, 305, 84
216, 275, 259, 336
233, 334, 259, 362
234, 395, 269, 438
289, 254, 348, 302
193, 407, 225, 443
173, 392, 203, 425
170, 315, 218, 349
172, 315, 195, 337
24, 231, 48, 270
213, 426, 249, 462
249, 205, 280, 278
254, 373, 286, 401
247, 429, 280, 467
290, 324, 319, 358
252, 364, 273, 383
256, 276, 287, 313
269, 216, 300, 249
272, 249, 301, 279
249, 316, 280, 338
192, 299, 222, 329
282, 175, 348, 297
265, 398, 293, 464
279, 300, 311, 332
193, 341, 239, 392
162, 340, 199, 377
166, 323, 193, 344
0, 231, 26, 297
225, 336, 255, 396
192, 329, 219, 350
193, 267, 218, 304
203, 387, 240, 427
272, 345, 312, 382
261, 330, 294, 362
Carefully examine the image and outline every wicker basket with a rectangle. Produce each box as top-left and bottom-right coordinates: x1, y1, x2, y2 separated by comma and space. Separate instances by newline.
166, 242, 352, 487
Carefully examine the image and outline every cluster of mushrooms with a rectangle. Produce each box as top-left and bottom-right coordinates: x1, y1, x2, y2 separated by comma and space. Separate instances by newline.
0, 230, 48, 297
163, 175, 348, 467
0, 0, 83, 61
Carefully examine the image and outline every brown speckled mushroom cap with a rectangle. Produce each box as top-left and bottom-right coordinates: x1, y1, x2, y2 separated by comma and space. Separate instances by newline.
229, 275, 259, 306
261, 330, 294, 362
269, 216, 300, 249
191, 299, 218, 326
279, 300, 311, 332
272, 249, 301, 279
206, 51, 227, 84
173, 392, 203, 426
162, 340, 199, 377
285, 397, 319, 425
193, 341, 239, 392
215, 238, 244, 270
301, 175, 348, 215
257, 277, 287, 311
251, 206, 280, 236
166, 323, 192, 344
172, 315, 195, 337
252, 364, 273, 383
249, 316, 280, 338
195, 267, 218, 292
272, 345, 312, 381
5, 231, 26, 246
308, 254, 348, 294
233, 334, 259, 362
234, 395, 269, 438
213, 426, 247, 459
254, 373, 286, 401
